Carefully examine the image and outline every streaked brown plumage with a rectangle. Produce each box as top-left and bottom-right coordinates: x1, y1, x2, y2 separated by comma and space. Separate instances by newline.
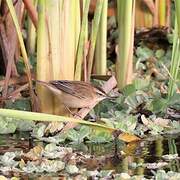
36, 80, 110, 108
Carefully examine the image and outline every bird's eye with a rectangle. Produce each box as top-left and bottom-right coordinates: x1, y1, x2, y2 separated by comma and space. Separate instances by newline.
96, 90, 106, 97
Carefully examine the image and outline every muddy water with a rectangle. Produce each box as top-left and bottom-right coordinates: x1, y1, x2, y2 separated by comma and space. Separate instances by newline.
0, 132, 179, 178
84, 134, 180, 177
0, 132, 32, 153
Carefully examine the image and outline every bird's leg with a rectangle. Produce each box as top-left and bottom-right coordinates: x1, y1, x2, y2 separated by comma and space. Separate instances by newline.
63, 105, 74, 115
63, 105, 82, 119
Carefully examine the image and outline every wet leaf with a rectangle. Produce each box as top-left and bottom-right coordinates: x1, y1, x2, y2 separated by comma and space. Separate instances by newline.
171, 121, 180, 130
136, 46, 154, 61
150, 98, 168, 113
23, 159, 65, 173
122, 84, 136, 96
65, 164, 79, 174
45, 122, 64, 134
22, 161, 40, 173
79, 126, 91, 139
41, 160, 65, 172
0, 116, 17, 134
44, 143, 58, 152
32, 123, 46, 138
40, 133, 67, 144
154, 118, 170, 127
88, 129, 112, 143
146, 162, 168, 169
118, 133, 140, 143
5, 99, 31, 111
67, 126, 90, 143
134, 78, 150, 90
141, 115, 164, 134
154, 170, 180, 180
167, 33, 173, 44
124, 91, 149, 112
155, 49, 165, 58
100, 118, 114, 128
16, 120, 35, 131
0, 166, 14, 173
168, 93, 180, 108
115, 115, 137, 132
99, 170, 114, 177
66, 129, 80, 142
85, 170, 99, 177
162, 154, 178, 160
23, 145, 43, 161
0, 152, 19, 167
43, 144, 72, 159
114, 95, 125, 105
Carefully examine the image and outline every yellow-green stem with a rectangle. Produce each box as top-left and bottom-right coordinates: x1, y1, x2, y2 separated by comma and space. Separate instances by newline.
75, 0, 90, 80
168, 1, 180, 97
95, 0, 107, 75
159, 0, 166, 26
87, 0, 104, 81
116, 0, 134, 89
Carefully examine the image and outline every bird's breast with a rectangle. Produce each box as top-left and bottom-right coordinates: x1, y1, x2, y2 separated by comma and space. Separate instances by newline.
59, 92, 96, 108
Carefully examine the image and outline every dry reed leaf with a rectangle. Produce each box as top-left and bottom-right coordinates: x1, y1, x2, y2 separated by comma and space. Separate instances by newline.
118, 133, 140, 143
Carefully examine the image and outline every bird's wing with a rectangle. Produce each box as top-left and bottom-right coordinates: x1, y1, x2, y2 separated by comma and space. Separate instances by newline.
50, 80, 87, 99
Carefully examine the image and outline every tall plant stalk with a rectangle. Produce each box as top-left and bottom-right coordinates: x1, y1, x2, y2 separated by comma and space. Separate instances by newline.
94, 0, 107, 75
168, 0, 180, 97
27, 0, 37, 55
135, 0, 153, 28
159, 0, 166, 26
116, 0, 135, 89
75, 0, 90, 81
87, 0, 104, 81
36, 0, 53, 113
6, 0, 35, 107
135, 0, 171, 28
36, 0, 80, 114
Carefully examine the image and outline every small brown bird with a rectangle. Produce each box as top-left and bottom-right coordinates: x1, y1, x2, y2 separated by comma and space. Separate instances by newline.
36, 80, 111, 108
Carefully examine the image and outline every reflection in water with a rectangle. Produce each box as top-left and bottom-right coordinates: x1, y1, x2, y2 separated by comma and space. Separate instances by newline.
0, 132, 179, 177
168, 138, 179, 172
0, 132, 31, 153
135, 157, 145, 175
155, 137, 163, 158
85, 134, 180, 176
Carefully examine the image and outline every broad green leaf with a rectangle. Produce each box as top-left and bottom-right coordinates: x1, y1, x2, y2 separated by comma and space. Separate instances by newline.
88, 129, 112, 143
32, 123, 46, 138
150, 98, 168, 113
136, 46, 154, 61
168, 93, 180, 107
134, 78, 150, 90
67, 126, 90, 143
17, 120, 35, 131
115, 115, 137, 133
5, 99, 31, 111
155, 49, 165, 59
65, 164, 79, 174
122, 84, 136, 96
0, 116, 17, 134
0, 152, 18, 167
